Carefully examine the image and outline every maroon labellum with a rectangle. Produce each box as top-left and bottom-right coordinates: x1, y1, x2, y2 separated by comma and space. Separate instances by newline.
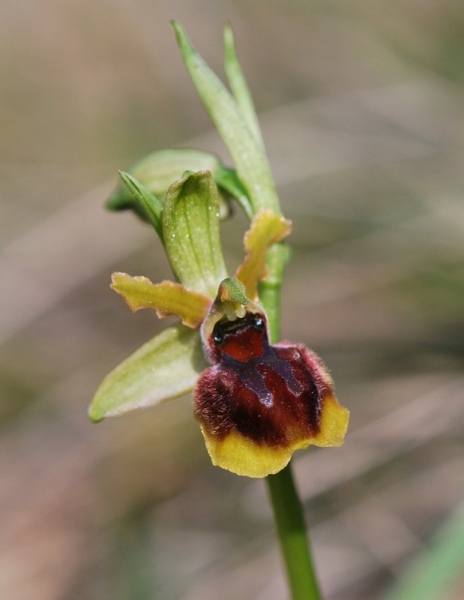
191, 276, 349, 478
196, 310, 327, 444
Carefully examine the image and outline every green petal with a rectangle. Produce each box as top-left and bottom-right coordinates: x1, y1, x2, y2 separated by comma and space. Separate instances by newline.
111, 272, 211, 328
163, 170, 228, 300
107, 148, 232, 221
172, 21, 280, 215
235, 210, 292, 301
89, 324, 207, 422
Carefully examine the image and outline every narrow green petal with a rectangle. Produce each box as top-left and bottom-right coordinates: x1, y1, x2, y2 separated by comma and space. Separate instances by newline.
163, 170, 228, 300
111, 272, 211, 328
89, 324, 207, 422
172, 21, 280, 215
224, 23, 264, 150
235, 210, 292, 300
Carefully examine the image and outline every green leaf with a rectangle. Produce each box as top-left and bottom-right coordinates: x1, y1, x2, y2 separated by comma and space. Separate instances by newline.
89, 324, 207, 422
172, 21, 280, 215
111, 272, 211, 328
163, 170, 228, 300
223, 23, 264, 150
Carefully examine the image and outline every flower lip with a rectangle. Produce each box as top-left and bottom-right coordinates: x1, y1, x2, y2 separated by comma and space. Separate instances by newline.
194, 277, 349, 477
194, 333, 333, 476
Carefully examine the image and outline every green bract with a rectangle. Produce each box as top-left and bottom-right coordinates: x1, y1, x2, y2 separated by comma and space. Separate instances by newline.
172, 21, 280, 216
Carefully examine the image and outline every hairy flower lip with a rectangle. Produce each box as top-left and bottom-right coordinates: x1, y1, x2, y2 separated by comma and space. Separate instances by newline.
194, 304, 349, 477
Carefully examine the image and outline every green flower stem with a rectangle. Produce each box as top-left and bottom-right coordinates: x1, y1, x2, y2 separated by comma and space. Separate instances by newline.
261, 242, 322, 600
267, 467, 322, 600
258, 243, 288, 342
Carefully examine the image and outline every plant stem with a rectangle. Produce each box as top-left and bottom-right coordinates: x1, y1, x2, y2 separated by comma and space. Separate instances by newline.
260, 243, 323, 600
258, 243, 287, 343
267, 467, 322, 600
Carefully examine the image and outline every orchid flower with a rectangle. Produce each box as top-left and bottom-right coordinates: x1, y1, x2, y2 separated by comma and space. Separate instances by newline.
89, 170, 348, 478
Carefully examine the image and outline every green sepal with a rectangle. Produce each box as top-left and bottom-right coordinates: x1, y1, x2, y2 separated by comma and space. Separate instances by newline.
89, 324, 207, 422
163, 170, 228, 300
107, 148, 232, 222
172, 21, 280, 215
117, 171, 164, 238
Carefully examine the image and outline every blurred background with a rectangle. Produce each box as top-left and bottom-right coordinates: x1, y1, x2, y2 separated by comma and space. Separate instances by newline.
1, 1, 464, 599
